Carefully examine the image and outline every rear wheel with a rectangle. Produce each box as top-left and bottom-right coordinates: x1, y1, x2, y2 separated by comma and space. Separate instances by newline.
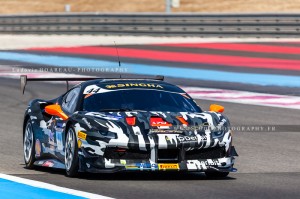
65, 127, 79, 177
205, 171, 229, 178
23, 119, 35, 169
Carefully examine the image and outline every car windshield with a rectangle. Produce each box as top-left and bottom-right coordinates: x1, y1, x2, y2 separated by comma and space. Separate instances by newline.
83, 89, 201, 112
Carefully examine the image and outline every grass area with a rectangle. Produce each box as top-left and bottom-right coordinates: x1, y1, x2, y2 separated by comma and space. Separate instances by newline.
1, 0, 300, 14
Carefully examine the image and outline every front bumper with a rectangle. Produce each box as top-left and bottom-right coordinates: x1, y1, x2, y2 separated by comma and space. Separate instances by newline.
77, 130, 237, 173
81, 156, 236, 173
79, 146, 238, 173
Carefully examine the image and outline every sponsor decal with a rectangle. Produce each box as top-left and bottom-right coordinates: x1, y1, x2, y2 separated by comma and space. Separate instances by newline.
137, 163, 158, 170
56, 131, 63, 151
149, 129, 183, 134
151, 121, 171, 126
35, 139, 41, 158
188, 160, 220, 166
150, 117, 172, 127
177, 135, 198, 143
77, 139, 82, 148
125, 163, 157, 170
105, 83, 164, 89
158, 164, 179, 170
200, 160, 219, 166
151, 164, 158, 170
175, 125, 211, 131
42, 161, 54, 167
157, 126, 171, 130
120, 160, 127, 165
78, 131, 87, 140
125, 165, 139, 170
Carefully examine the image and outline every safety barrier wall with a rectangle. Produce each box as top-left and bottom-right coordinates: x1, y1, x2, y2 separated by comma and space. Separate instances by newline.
0, 13, 300, 37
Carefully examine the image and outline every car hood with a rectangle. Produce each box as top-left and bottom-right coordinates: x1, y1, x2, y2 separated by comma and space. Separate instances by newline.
73, 111, 230, 136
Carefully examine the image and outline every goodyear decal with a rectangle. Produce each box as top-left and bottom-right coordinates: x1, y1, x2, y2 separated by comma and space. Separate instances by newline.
158, 164, 179, 170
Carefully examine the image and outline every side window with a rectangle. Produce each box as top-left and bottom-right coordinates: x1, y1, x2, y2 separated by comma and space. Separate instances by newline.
62, 87, 81, 114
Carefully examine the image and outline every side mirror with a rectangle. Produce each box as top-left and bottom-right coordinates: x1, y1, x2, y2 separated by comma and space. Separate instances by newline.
45, 104, 69, 120
209, 104, 224, 113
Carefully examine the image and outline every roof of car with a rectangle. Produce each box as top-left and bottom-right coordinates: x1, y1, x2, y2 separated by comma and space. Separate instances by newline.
84, 78, 167, 84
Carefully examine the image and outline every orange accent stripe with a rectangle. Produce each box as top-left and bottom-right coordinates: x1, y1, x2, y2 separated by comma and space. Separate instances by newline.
176, 116, 188, 125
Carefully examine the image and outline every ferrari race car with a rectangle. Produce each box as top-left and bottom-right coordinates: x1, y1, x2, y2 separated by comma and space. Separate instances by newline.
22, 75, 238, 177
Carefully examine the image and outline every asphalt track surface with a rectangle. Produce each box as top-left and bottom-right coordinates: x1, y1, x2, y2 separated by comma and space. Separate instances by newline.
0, 77, 299, 198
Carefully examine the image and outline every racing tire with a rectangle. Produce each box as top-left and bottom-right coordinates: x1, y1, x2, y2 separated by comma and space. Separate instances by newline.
205, 171, 229, 179
65, 126, 79, 177
23, 119, 36, 169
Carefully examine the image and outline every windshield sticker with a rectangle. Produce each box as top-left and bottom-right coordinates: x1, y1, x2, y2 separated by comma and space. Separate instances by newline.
83, 85, 111, 94
105, 83, 164, 89
84, 83, 164, 94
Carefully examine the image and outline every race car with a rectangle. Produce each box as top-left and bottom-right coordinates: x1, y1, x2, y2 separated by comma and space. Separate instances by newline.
21, 75, 238, 177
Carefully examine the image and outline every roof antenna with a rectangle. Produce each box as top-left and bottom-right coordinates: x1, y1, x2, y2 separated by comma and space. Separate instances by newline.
114, 41, 121, 78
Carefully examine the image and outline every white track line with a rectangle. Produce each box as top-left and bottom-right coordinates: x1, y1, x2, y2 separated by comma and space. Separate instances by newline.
0, 173, 113, 199
183, 86, 300, 109
1, 35, 300, 49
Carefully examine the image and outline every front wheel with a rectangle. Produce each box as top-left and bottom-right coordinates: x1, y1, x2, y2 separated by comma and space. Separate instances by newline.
23, 119, 35, 169
65, 127, 79, 177
205, 171, 229, 178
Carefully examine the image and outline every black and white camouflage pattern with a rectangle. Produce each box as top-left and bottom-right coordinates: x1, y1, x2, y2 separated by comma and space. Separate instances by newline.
23, 79, 237, 173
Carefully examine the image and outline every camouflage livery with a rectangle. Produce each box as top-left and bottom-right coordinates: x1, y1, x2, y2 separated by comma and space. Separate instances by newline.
23, 79, 237, 176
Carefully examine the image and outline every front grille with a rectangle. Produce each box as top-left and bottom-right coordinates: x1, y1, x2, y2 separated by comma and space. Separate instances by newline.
104, 147, 150, 160
185, 147, 226, 160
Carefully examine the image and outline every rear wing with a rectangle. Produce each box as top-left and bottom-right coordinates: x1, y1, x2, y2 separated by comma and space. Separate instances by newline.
20, 75, 164, 94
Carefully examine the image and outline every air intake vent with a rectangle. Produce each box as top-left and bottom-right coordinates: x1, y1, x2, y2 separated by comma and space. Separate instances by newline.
157, 149, 180, 163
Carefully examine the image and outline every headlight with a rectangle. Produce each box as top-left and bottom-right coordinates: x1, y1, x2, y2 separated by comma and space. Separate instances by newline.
99, 131, 118, 139
211, 131, 225, 138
